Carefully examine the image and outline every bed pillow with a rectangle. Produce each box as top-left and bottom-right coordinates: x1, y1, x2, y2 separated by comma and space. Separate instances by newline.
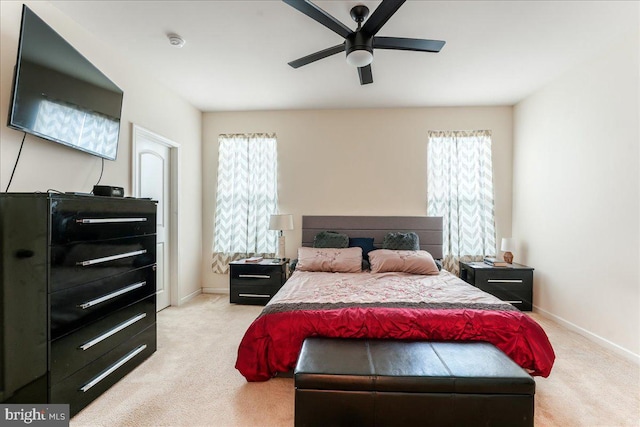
296, 247, 362, 273
368, 249, 439, 275
382, 232, 420, 250
348, 237, 376, 261
313, 231, 349, 248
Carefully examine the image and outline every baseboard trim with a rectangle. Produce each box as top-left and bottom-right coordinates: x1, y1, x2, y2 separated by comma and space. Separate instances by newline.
534, 305, 640, 364
203, 287, 229, 295
179, 289, 202, 305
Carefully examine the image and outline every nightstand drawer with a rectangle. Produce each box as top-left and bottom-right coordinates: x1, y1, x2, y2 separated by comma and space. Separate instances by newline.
475, 279, 530, 293
232, 273, 282, 287
229, 260, 287, 305
480, 289, 532, 311
459, 261, 534, 312
231, 264, 284, 280
230, 284, 281, 305
475, 269, 533, 287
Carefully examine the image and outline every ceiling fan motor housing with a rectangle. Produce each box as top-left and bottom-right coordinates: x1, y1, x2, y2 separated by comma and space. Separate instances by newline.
346, 31, 373, 57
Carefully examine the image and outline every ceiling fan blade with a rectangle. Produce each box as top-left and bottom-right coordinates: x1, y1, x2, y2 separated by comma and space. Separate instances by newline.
288, 43, 345, 68
374, 36, 445, 52
358, 65, 373, 85
361, 0, 406, 37
282, 0, 352, 39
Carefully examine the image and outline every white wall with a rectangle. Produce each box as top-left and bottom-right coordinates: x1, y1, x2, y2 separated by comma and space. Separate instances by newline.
202, 107, 513, 291
513, 29, 639, 360
0, 1, 203, 303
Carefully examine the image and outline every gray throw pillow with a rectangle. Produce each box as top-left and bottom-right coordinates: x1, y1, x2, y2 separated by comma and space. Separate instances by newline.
313, 231, 349, 248
382, 232, 420, 250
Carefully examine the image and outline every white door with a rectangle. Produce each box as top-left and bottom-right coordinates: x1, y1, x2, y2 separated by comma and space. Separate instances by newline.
133, 126, 176, 311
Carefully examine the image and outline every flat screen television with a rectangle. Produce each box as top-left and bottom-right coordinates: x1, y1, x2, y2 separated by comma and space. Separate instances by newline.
7, 5, 124, 161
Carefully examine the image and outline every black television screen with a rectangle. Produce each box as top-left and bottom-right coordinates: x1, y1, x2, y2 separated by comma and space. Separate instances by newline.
7, 6, 123, 161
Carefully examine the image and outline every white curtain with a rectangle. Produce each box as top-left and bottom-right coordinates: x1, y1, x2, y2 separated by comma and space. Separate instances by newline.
211, 133, 278, 274
427, 130, 496, 275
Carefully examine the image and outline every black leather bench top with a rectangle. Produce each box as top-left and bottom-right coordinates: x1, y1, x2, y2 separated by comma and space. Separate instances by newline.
295, 338, 535, 395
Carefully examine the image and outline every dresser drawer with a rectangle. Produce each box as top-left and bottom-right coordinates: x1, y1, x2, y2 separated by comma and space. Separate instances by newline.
50, 198, 156, 244
50, 324, 156, 417
50, 266, 156, 339
50, 235, 156, 291
50, 296, 156, 384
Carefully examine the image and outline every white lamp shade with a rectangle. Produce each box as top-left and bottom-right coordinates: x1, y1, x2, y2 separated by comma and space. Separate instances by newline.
501, 238, 515, 252
346, 49, 373, 67
269, 214, 293, 231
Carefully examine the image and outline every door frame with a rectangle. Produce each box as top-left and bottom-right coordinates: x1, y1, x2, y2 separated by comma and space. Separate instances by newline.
132, 124, 181, 307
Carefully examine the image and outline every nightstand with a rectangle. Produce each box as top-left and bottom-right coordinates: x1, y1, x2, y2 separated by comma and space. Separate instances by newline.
229, 259, 288, 305
459, 261, 534, 311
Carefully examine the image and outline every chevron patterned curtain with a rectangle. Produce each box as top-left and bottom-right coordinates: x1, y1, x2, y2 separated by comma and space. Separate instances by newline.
427, 130, 496, 275
211, 133, 278, 274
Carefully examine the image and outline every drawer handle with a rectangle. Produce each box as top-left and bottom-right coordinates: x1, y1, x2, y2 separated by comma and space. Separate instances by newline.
238, 274, 271, 279
505, 300, 524, 304
487, 279, 524, 284
78, 281, 146, 309
238, 293, 270, 298
77, 249, 147, 266
76, 217, 148, 224
79, 313, 147, 351
80, 344, 147, 393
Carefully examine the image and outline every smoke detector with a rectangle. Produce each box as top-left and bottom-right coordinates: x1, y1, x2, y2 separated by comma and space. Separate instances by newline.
167, 33, 185, 48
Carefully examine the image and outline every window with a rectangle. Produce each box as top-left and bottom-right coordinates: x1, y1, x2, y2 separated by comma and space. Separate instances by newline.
427, 130, 496, 274
211, 133, 278, 274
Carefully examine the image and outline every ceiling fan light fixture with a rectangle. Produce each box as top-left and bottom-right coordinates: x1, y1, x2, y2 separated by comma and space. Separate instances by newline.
345, 30, 373, 68
346, 49, 373, 67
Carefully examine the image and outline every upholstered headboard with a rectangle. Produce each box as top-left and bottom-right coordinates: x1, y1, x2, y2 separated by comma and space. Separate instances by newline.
301, 216, 443, 259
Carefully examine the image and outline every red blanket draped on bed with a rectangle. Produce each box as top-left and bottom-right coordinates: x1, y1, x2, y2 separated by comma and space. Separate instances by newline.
235, 271, 555, 381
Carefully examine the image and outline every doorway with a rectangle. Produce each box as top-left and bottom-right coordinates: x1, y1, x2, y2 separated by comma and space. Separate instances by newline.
132, 124, 180, 311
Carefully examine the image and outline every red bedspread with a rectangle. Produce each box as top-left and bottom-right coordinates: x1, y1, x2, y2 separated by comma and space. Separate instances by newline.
236, 271, 555, 381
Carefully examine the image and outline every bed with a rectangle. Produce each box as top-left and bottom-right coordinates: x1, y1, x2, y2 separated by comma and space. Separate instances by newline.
235, 216, 555, 382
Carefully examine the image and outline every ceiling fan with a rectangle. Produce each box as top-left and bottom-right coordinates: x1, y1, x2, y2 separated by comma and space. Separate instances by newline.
283, 0, 446, 85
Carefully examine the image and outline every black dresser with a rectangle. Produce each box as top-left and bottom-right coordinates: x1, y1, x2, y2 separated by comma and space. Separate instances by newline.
0, 193, 157, 416
459, 261, 534, 311
229, 259, 287, 305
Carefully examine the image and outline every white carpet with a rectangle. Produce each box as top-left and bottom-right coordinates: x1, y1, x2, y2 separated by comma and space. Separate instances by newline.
70, 294, 640, 426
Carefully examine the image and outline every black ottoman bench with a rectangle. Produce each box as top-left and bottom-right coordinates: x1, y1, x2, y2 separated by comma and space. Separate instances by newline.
294, 338, 535, 427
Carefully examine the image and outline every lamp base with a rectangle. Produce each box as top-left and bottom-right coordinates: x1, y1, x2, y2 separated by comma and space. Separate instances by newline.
276, 235, 286, 261
503, 251, 513, 264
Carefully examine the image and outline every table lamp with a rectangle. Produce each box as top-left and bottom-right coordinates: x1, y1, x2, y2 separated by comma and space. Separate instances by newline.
269, 214, 293, 261
501, 238, 515, 264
